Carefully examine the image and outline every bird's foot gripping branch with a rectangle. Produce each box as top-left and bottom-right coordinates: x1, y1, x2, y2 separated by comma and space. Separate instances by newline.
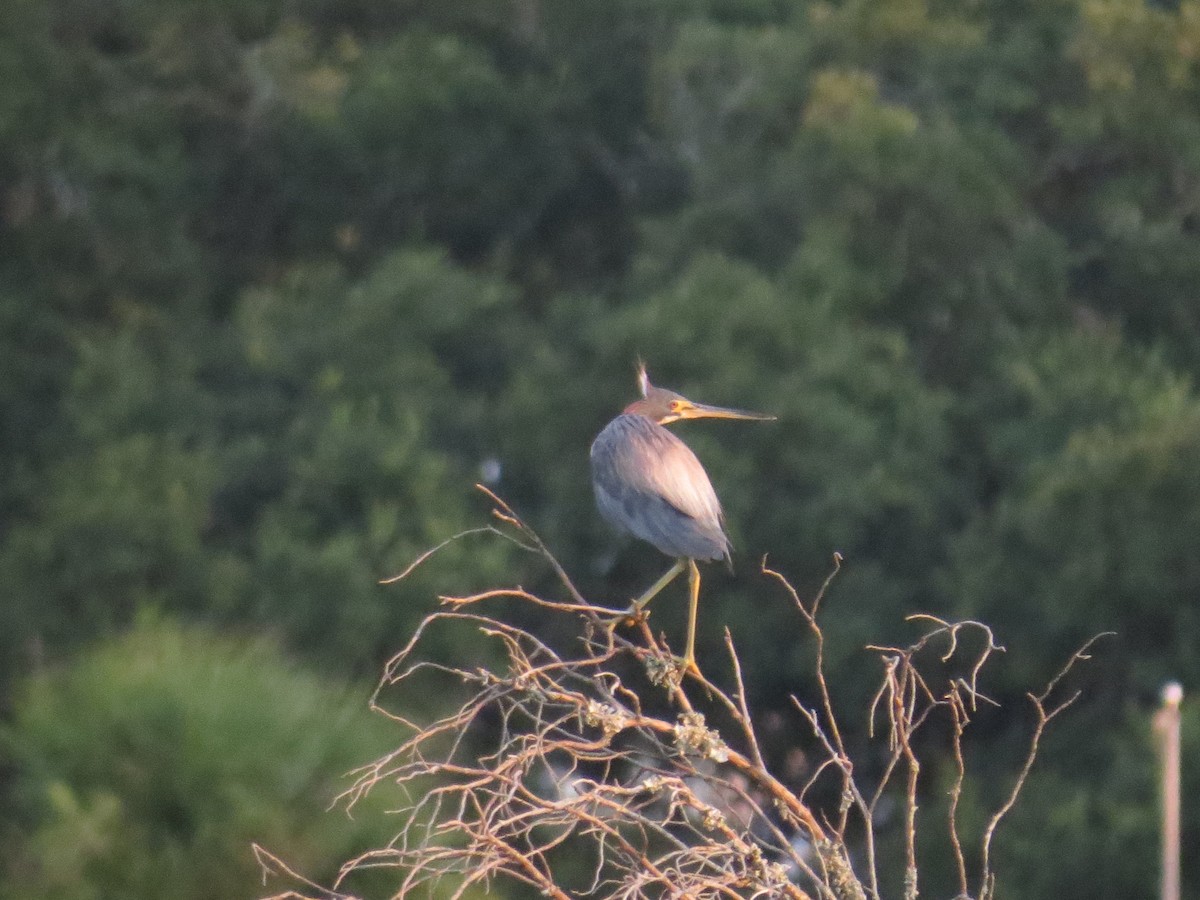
257, 486, 1107, 900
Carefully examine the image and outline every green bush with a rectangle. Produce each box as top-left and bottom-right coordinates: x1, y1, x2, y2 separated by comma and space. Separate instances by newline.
0, 617, 402, 900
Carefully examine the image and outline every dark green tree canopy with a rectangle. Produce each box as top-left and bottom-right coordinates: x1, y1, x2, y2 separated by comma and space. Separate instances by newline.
3, 0, 1200, 895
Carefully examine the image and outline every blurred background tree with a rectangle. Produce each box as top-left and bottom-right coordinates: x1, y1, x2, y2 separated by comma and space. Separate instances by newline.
2, 0, 1199, 895
0, 618, 404, 900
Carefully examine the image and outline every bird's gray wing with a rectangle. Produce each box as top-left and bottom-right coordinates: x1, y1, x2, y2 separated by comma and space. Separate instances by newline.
590, 415, 729, 561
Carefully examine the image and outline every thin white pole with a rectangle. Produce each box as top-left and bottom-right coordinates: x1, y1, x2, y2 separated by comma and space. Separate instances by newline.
1154, 681, 1183, 900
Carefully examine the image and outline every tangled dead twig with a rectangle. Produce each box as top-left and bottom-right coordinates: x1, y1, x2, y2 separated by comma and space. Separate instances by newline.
258, 486, 1106, 900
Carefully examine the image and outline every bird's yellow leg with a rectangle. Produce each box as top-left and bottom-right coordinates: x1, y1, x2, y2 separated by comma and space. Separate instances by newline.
631, 558, 687, 614
606, 559, 686, 630
681, 559, 702, 676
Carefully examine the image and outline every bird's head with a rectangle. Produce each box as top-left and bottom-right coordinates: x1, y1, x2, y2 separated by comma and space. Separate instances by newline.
623, 363, 776, 426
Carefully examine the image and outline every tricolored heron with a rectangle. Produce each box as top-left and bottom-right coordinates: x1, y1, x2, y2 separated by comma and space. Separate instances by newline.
590, 364, 775, 674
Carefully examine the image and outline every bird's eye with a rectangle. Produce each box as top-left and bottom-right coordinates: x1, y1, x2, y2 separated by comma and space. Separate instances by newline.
669, 400, 683, 412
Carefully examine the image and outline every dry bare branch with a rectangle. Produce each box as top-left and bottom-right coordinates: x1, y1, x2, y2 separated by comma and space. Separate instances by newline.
258, 496, 1106, 900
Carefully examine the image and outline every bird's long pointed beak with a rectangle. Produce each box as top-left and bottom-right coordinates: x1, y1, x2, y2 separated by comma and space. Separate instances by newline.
678, 401, 776, 422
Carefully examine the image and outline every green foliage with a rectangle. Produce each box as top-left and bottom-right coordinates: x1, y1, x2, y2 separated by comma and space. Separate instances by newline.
1, 434, 214, 646
961, 719, 1159, 900
221, 249, 520, 667
0, 618, 400, 900
3, 0, 1200, 894
953, 331, 1200, 688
